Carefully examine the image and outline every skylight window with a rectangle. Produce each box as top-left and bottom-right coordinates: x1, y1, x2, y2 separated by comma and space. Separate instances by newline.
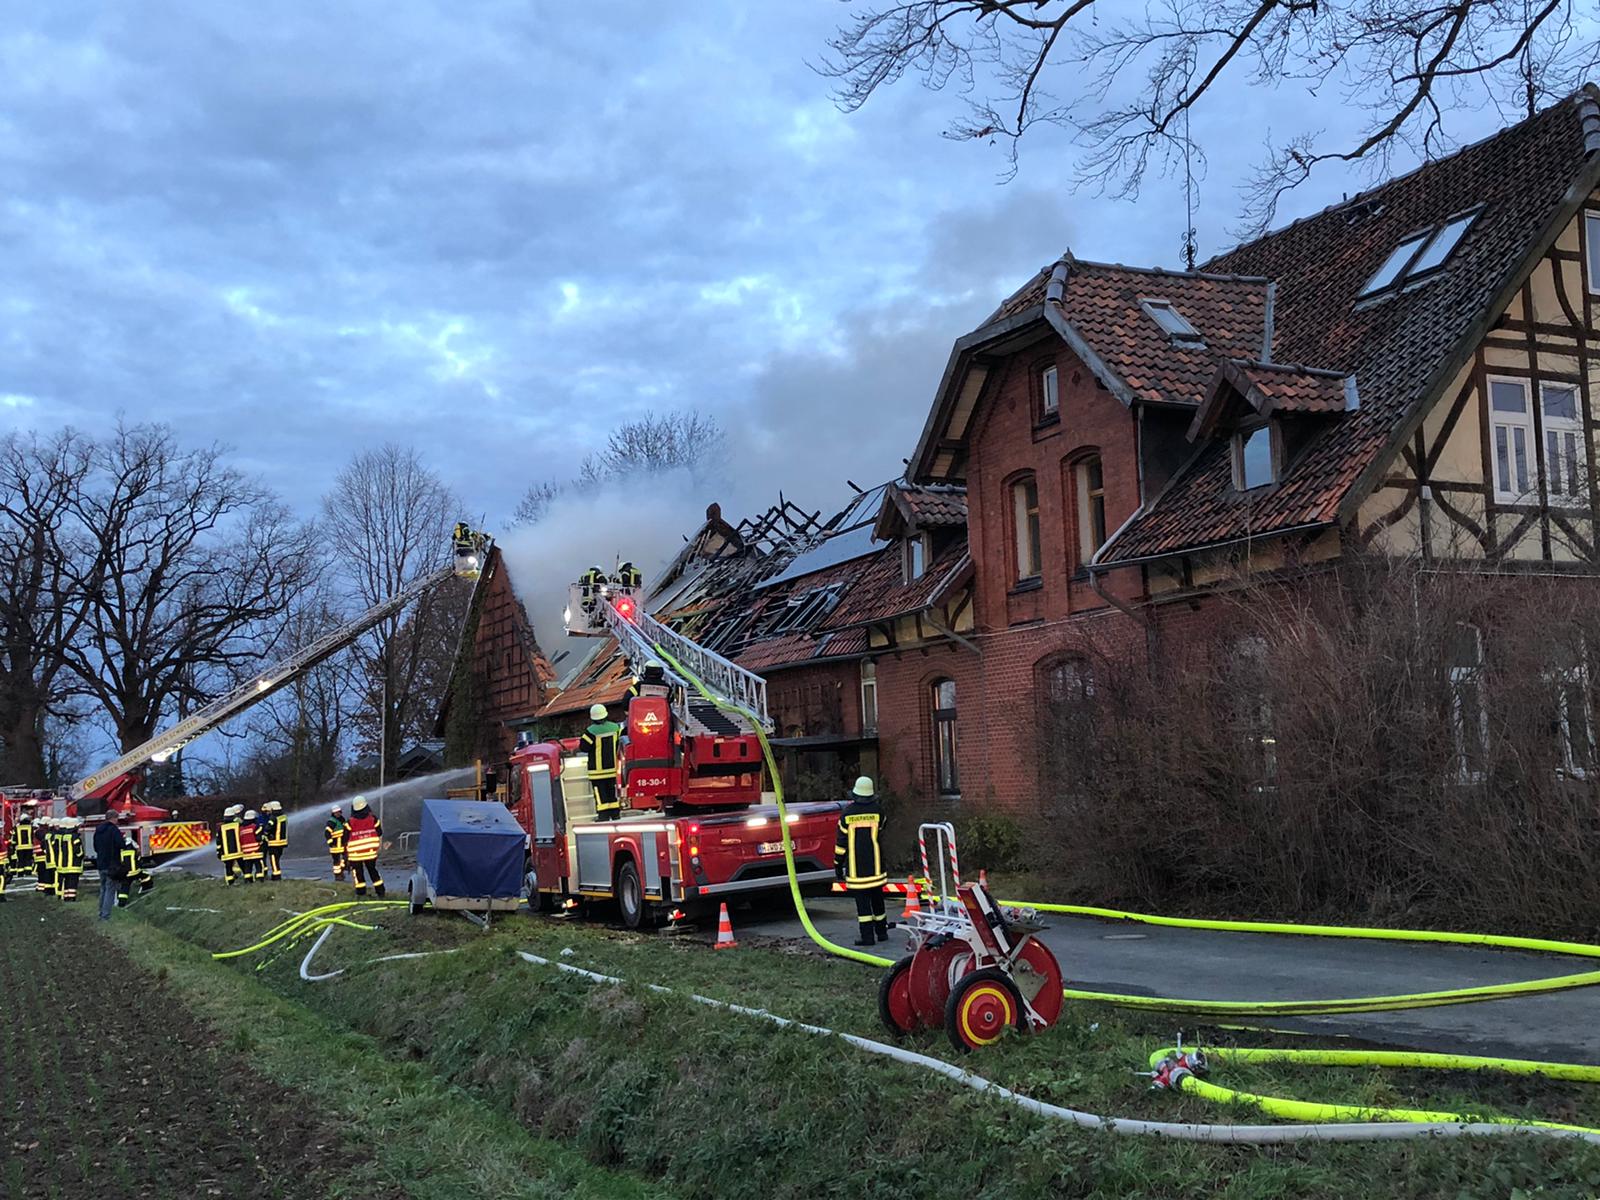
1359, 208, 1482, 298
1140, 299, 1203, 344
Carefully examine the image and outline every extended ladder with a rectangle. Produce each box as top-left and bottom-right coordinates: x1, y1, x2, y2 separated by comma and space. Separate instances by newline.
598, 597, 772, 733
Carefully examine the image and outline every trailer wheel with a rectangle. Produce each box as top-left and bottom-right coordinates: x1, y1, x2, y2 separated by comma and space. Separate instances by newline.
406, 873, 425, 916
616, 860, 650, 930
945, 968, 1024, 1053
878, 955, 920, 1036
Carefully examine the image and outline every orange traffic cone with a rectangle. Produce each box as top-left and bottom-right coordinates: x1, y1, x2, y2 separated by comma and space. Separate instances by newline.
713, 902, 738, 949
902, 878, 922, 922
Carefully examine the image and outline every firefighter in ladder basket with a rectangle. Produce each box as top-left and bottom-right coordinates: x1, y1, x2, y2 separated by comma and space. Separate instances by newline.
345, 796, 384, 897
613, 561, 642, 591
580, 703, 623, 821
325, 805, 348, 880
835, 776, 889, 946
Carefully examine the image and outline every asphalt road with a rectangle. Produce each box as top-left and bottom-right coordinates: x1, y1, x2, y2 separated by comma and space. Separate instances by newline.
161, 849, 1600, 1063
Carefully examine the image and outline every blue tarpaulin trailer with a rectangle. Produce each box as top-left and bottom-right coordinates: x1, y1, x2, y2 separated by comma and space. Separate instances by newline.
407, 798, 527, 916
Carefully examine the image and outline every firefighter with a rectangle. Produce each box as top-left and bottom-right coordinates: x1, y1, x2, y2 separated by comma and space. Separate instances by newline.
613, 561, 642, 591
578, 565, 606, 621
216, 804, 245, 885
580, 703, 622, 821
834, 776, 888, 946
0, 814, 9, 902
55, 818, 84, 901
344, 796, 384, 897
628, 660, 669, 701
14, 800, 36, 876
116, 829, 144, 908
239, 810, 266, 882
324, 805, 348, 880
262, 800, 289, 880
35, 816, 56, 894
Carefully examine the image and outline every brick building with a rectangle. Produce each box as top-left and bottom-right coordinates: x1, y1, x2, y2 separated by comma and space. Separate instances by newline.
446, 89, 1600, 818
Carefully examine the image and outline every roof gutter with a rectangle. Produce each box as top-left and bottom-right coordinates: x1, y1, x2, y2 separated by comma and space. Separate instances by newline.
1091, 519, 1336, 572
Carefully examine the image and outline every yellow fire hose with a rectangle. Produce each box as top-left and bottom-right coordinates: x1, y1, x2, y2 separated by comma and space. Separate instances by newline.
211, 900, 406, 960
1148, 1045, 1600, 1134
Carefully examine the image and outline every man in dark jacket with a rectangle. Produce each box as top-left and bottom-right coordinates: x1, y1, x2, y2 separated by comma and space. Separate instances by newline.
93, 818, 127, 921
834, 776, 889, 946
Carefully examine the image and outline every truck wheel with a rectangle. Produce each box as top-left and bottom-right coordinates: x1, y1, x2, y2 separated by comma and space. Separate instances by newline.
616, 860, 650, 930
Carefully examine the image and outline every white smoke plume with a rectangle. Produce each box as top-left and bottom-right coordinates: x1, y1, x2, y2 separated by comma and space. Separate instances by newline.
496, 467, 713, 673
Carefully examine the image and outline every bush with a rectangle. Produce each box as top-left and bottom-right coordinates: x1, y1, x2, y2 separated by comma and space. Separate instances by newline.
960, 812, 1026, 873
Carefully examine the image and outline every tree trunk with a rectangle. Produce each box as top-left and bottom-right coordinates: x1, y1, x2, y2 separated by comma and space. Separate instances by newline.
2, 708, 47, 787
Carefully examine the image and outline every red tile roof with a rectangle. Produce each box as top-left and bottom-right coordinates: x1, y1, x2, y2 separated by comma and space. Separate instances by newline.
1097, 89, 1600, 563
1235, 361, 1352, 414
823, 538, 971, 631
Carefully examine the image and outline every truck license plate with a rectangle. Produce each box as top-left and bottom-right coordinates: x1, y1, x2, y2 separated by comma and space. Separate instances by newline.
757, 841, 785, 855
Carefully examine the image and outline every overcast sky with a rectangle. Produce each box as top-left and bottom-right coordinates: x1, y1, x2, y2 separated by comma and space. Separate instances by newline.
1, 3, 1524, 529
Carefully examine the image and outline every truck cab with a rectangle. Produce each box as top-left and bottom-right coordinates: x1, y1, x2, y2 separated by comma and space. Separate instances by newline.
505, 738, 842, 928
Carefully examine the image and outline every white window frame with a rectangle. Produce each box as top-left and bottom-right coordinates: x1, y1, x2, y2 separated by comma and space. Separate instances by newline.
1012, 476, 1041, 581
1586, 212, 1600, 296
1540, 381, 1585, 508
1041, 364, 1060, 417
903, 533, 928, 582
1232, 424, 1276, 491
1554, 652, 1594, 780
860, 660, 878, 736
1489, 376, 1536, 503
1076, 456, 1107, 564
1448, 623, 1488, 784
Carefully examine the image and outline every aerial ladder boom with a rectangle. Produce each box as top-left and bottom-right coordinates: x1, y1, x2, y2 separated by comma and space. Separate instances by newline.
597, 595, 771, 733
71, 529, 489, 801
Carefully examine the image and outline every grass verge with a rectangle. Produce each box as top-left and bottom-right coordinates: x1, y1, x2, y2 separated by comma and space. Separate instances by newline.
121, 877, 1600, 1199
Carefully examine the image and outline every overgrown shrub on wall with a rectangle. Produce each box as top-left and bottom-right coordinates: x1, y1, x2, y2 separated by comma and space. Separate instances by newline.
1037, 555, 1600, 934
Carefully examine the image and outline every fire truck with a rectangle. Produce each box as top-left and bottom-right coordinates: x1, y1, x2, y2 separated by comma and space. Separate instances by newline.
0, 529, 490, 864
503, 578, 842, 928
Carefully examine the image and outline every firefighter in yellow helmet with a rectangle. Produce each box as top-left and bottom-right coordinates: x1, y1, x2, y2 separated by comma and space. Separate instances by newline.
261, 801, 289, 881
613, 561, 642, 591
834, 776, 888, 946
216, 805, 245, 885
580, 703, 622, 821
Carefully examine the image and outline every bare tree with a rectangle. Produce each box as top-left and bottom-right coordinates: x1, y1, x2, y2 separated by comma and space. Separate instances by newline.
60, 423, 319, 754
575, 410, 724, 489
322, 444, 465, 780
823, 1, 1600, 230
512, 478, 563, 527
0, 429, 95, 784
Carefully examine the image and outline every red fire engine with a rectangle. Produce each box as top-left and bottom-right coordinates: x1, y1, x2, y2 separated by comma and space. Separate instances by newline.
504, 577, 841, 927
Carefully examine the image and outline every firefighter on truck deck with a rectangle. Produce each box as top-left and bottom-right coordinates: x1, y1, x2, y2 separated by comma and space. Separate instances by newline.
835, 776, 889, 946
325, 805, 348, 880
580, 703, 623, 821
345, 796, 384, 897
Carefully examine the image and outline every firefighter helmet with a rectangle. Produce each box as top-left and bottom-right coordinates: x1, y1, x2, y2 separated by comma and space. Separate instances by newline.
589, 703, 608, 721
243, 810, 258, 821
352, 796, 369, 813
224, 804, 244, 819
330, 804, 343, 816
852, 776, 876, 798
263, 801, 282, 813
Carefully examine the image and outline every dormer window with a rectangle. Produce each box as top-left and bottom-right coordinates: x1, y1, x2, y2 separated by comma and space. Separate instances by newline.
1139, 299, 1203, 345
904, 533, 929, 582
1233, 424, 1276, 491
1359, 207, 1482, 299
1041, 365, 1059, 416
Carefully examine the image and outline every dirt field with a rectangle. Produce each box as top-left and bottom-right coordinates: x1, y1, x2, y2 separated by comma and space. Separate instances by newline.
0, 896, 382, 1200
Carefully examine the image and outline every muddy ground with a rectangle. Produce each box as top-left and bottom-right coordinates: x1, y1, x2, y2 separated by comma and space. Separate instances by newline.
0, 893, 380, 1200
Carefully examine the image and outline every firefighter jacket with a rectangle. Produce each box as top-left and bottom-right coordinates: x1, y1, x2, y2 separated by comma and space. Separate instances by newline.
345, 812, 381, 862
217, 819, 243, 862
239, 822, 263, 859
0, 826, 9, 868
41, 828, 58, 870
580, 721, 622, 781
324, 817, 347, 854
833, 798, 886, 890
15, 818, 33, 855
264, 811, 289, 849
56, 830, 84, 873
118, 845, 140, 888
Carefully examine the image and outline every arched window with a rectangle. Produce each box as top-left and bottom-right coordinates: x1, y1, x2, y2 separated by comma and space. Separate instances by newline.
1011, 475, 1041, 582
1074, 456, 1107, 564
930, 678, 960, 799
